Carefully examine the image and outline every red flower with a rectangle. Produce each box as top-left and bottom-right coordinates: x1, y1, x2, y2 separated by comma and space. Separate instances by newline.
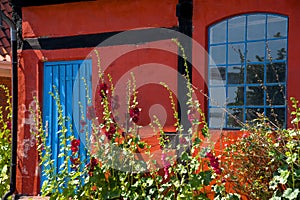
71, 139, 80, 152
132, 116, 139, 123
99, 82, 108, 98
129, 107, 140, 118
70, 157, 80, 165
206, 152, 214, 159
91, 185, 97, 191
87, 157, 99, 176
129, 107, 141, 124
71, 146, 79, 152
90, 157, 98, 167
87, 106, 96, 120
6, 121, 11, 130
105, 126, 116, 140
71, 139, 80, 147
206, 151, 222, 175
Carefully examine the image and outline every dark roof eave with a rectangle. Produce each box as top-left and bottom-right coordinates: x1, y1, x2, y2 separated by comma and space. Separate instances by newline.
10, 0, 96, 7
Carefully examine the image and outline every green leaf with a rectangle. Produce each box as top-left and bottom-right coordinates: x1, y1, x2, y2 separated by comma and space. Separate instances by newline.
282, 188, 299, 200
200, 171, 212, 186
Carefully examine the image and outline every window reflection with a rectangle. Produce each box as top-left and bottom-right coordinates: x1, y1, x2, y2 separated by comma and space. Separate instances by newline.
246, 86, 264, 106
247, 41, 265, 62
247, 15, 266, 40
228, 16, 246, 42
268, 40, 287, 60
209, 67, 226, 85
228, 43, 245, 64
267, 15, 287, 39
266, 108, 285, 127
246, 108, 264, 121
267, 63, 286, 83
209, 108, 226, 127
246, 64, 264, 84
208, 14, 288, 129
228, 86, 244, 106
228, 65, 244, 84
266, 86, 285, 105
210, 45, 226, 64
210, 21, 226, 44
227, 108, 244, 128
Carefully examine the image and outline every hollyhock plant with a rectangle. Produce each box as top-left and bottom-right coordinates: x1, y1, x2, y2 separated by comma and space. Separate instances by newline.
104, 125, 116, 140
129, 106, 141, 123
99, 82, 108, 98
206, 151, 222, 175
71, 139, 80, 152
161, 153, 171, 179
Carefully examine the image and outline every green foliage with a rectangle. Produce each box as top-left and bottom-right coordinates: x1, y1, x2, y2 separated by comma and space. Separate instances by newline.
30, 87, 88, 200
221, 97, 300, 199
0, 85, 11, 197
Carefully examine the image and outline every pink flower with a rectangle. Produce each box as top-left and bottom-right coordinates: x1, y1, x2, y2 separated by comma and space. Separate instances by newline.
80, 120, 87, 127
86, 106, 96, 120
188, 108, 197, 123
161, 153, 171, 179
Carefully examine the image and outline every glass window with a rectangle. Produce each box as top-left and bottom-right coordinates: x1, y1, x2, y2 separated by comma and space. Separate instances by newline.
208, 14, 288, 129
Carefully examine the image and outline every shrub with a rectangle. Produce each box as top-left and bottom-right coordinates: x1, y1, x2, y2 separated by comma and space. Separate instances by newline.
0, 85, 12, 197
221, 98, 300, 200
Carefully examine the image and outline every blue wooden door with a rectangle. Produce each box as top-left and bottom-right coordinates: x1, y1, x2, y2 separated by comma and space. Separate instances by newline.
42, 59, 92, 188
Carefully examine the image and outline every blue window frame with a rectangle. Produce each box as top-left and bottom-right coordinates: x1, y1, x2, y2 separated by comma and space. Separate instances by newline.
208, 14, 288, 129
42, 60, 92, 187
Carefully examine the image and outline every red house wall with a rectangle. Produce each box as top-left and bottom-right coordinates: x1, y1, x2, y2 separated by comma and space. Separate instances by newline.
18, 0, 178, 195
17, 0, 300, 196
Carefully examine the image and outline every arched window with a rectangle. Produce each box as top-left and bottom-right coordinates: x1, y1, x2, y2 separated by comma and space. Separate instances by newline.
208, 13, 288, 129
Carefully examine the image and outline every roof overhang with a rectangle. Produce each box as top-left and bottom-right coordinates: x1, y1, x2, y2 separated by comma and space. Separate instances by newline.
0, 61, 11, 77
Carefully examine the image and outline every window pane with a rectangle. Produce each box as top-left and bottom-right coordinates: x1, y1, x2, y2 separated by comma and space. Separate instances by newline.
227, 108, 244, 128
210, 21, 226, 44
266, 85, 285, 105
246, 107, 264, 121
228, 43, 245, 64
228, 65, 244, 84
268, 39, 287, 60
267, 15, 287, 39
246, 63, 264, 84
210, 45, 226, 64
209, 87, 226, 106
246, 86, 264, 105
266, 108, 285, 127
208, 14, 287, 129
247, 15, 266, 40
227, 86, 244, 106
209, 108, 226, 128
266, 62, 286, 83
247, 41, 265, 62
228, 16, 246, 42
209, 67, 226, 85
